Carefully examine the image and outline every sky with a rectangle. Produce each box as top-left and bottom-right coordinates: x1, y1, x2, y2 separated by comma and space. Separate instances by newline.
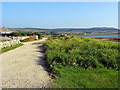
2, 2, 118, 28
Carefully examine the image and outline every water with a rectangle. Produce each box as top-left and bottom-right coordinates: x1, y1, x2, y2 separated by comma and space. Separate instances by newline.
85, 35, 119, 38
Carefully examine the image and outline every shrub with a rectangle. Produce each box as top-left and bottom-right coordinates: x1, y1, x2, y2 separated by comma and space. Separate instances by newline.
21, 38, 31, 42
44, 36, 119, 73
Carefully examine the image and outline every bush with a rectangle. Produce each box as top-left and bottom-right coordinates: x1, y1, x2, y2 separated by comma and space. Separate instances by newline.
44, 36, 119, 73
20, 38, 31, 42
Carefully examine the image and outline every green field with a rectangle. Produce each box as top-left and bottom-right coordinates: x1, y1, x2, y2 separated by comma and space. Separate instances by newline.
44, 36, 119, 88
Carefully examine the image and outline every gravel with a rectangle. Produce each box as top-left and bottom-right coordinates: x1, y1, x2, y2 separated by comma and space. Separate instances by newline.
2, 38, 51, 88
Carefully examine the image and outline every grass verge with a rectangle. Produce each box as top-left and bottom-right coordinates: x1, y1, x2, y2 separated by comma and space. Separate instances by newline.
0, 40, 7, 42
0, 43, 23, 53
52, 66, 118, 88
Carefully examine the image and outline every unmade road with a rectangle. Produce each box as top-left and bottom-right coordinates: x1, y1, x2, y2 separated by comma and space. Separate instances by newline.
1, 38, 51, 88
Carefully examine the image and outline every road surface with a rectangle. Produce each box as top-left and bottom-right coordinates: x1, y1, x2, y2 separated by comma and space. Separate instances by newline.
2, 38, 51, 88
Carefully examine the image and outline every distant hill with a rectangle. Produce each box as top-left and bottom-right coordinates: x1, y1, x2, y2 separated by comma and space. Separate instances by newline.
1, 27, 10, 31
7, 27, 118, 32
51, 27, 118, 31
0, 27, 12, 34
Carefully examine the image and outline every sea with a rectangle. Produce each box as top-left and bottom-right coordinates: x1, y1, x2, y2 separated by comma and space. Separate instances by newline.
84, 35, 119, 38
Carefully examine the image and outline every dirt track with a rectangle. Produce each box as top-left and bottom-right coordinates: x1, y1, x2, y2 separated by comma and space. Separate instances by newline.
2, 38, 51, 88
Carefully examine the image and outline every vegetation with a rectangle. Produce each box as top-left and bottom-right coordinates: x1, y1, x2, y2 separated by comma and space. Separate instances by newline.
0, 40, 6, 42
20, 38, 31, 42
1, 43, 23, 53
1, 32, 43, 37
34, 32, 43, 39
20, 37, 42, 42
52, 66, 118, 88
43, 36, 119, 88
4, 27, 118, 36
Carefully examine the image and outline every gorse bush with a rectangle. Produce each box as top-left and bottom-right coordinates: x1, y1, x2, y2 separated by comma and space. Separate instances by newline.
44, 36, 119, 73
20, 38, 31, 42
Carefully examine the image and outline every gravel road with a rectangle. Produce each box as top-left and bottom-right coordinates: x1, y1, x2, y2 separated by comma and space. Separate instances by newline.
1, 38, 51, 88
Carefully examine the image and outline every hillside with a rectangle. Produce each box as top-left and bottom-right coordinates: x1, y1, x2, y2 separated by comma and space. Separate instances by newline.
7, 27, 118, 32
1, 27, 10, 32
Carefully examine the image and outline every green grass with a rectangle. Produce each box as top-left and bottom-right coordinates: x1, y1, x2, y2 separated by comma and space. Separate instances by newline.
44, 36, 119, 88
0, 40, 6, 42
0, 43, 23, 53
52, 66, 118, 88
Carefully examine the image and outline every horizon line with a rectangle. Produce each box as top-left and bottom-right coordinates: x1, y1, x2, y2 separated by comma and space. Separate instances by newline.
3, 26, 118, 29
